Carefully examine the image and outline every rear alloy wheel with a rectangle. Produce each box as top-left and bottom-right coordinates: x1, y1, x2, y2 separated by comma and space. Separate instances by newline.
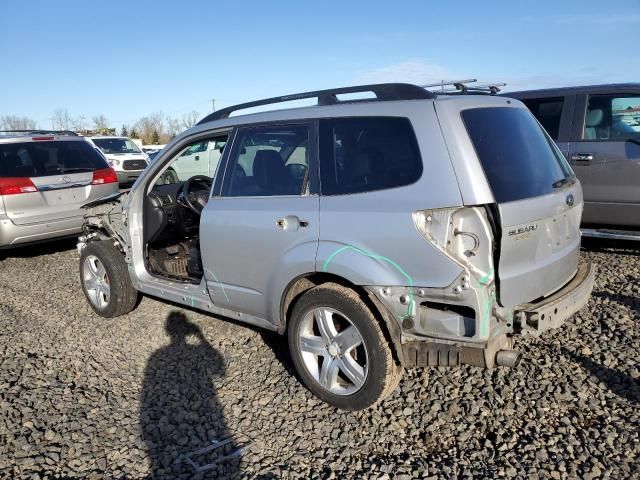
80, 241, 139, 318
288, 283, 402, 410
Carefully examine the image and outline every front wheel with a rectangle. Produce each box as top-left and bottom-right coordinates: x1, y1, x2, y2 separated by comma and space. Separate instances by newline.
288, 283, 403, 410
80, 241, 139, 318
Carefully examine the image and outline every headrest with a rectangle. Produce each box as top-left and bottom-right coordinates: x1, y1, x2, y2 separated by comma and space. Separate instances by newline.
253, 150, 286, 189
585, 109, 603, 127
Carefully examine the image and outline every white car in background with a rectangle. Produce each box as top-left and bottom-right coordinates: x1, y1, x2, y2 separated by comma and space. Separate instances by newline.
156, 138, 226, 184
88, 136, 149, 186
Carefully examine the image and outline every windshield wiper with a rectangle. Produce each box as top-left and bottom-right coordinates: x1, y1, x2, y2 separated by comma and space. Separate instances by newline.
552, 176, 574, 189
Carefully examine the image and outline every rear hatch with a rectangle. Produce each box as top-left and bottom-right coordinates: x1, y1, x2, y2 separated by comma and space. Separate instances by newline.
458, 103, 582, 308
0, 137, 117, 225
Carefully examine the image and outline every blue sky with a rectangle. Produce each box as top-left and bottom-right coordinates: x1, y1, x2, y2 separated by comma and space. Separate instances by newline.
1, 0, 639, 128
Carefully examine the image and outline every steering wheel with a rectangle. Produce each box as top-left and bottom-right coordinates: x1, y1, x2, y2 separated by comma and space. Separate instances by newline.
181, 175, 213, 215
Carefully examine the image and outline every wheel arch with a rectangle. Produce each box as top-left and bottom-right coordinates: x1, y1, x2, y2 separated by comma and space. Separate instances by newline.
279, 272, 404, 365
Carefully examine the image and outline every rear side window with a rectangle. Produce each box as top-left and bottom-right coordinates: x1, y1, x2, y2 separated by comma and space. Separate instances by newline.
583, 94, 640, 140
462, 107, 573, 203
0, 140, 109, 178
521, 97, 564, 139
319, 117, 422, 195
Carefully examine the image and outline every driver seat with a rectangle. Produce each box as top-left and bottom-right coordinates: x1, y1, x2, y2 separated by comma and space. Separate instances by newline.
253, 150, 294, 195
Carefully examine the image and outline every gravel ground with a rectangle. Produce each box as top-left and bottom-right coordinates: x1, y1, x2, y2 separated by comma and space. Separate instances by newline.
0, 239, 638, 479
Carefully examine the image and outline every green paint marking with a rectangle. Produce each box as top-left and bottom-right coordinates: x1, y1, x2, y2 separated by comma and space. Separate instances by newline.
322, 245, 415, 317
481, 299, 492, 338
204, 268, 230, 303
478, 269, 494, 286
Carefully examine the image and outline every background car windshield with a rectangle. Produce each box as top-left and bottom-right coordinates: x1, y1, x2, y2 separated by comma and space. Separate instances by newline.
0, 140, 108, 177
93, 138, 140, 154
462, 107, 574, 203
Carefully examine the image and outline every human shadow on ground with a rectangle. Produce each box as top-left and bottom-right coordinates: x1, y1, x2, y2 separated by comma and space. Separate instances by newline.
140, 311, 241, 478
563, 348, 639, 405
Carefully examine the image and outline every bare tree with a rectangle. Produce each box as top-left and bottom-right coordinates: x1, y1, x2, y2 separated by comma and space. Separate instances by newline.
181, 110, 200, 129
92, 114, 109, 130
134, 112, 165, 144
72, 115, 87, 131
51, 109, 72, 130
166, 116, 182, 138
1, 115, 37, 130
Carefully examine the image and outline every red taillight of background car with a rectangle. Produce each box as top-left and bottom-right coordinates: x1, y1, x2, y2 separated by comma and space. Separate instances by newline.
0, 177, 39, 195
92, 168, 118, 185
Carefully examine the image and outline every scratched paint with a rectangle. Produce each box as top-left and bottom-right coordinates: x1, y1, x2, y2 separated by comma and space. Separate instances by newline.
322, 245, 415, 317
204, 268, 230, 303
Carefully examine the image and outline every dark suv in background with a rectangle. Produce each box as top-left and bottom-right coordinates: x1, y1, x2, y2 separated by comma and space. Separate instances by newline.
508, 84, 640, 240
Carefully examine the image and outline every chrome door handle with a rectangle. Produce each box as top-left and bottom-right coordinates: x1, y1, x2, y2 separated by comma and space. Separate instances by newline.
276, 215, 309, 231
571, 153, 594, 163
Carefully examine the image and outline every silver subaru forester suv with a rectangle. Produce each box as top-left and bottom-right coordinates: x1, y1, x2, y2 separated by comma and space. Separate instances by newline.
77, 84, 595, 410
0, 130, 119, 249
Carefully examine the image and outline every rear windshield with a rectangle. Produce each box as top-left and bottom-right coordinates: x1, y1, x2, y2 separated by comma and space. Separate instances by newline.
462, 107, 574, 203
92, 138, 140, 154
0, 140, 109, 178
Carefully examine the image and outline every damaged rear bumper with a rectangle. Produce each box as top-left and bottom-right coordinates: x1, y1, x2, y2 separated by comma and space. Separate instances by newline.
367, 262, 595, 370
513, 261, 595, 335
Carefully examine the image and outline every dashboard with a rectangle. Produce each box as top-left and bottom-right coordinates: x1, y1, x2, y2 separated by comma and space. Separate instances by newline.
145, 181, 201, 244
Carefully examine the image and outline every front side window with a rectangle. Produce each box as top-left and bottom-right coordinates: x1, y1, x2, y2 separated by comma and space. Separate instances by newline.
154, 136, 227, 186
522, 97, 564, 140
319, 117, 422, 195
462, 107, 574, 203
583, 94, 640, 140
92, 137, 141, 154
222, 125, 309, 197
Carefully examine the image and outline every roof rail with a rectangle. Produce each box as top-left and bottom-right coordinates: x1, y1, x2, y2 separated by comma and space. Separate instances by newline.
197, 83, 435, 124
0, 129, 79, 136
422, 79, 506, 95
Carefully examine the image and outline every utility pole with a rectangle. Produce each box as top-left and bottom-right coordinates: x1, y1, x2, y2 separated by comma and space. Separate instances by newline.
211, 98, 216, 112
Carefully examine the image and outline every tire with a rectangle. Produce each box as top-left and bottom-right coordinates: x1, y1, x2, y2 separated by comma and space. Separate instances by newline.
158, 168, 179, 185
288, 283, 403, 410
80, 241, 139, 318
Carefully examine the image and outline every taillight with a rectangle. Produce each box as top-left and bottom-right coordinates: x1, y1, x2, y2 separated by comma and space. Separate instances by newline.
0, 177, 39, 195
92, 168, 118, 185
32, 136, 55, 141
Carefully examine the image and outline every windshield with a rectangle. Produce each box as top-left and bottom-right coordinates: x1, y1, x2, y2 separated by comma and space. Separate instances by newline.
0, 140, 109, 177
462, 107, 574, 203
92, 138, 141, 154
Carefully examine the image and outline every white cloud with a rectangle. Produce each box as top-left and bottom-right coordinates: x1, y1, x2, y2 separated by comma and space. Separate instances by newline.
355, 60, 455, 86
353, 59, 639, 95
501, 70, 634, 92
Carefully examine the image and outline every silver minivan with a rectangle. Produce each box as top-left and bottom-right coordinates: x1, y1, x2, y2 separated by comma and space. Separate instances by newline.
0, 131, 119, 249
77, 84, 595, 410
